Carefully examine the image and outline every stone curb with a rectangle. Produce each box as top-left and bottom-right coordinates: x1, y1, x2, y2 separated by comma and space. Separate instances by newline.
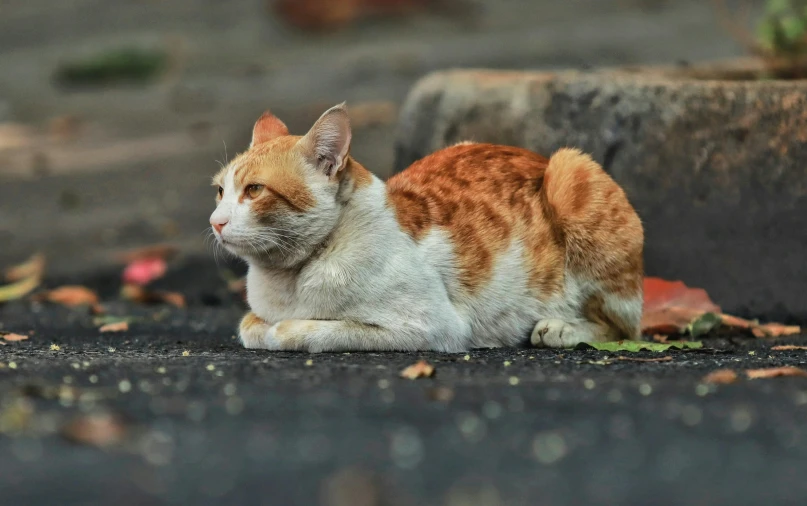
393, 65, 807, 319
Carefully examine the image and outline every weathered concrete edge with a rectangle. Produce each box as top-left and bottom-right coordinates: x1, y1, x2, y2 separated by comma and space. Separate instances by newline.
392, 66, 807, 320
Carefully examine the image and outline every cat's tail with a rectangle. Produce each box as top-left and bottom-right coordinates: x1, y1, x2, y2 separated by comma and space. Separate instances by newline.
541, 148, 644, 339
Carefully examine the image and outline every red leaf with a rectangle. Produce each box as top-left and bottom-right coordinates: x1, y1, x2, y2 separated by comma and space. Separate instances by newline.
641, 278, 721, 334
122, 257, 167, 286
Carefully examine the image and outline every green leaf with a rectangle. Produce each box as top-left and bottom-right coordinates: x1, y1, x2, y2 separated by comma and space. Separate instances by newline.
574, 340, 703, 353
0, 275, 40, 302
687, 312, 722, 338
781, 15, 806, 42
92, 315, 139, 326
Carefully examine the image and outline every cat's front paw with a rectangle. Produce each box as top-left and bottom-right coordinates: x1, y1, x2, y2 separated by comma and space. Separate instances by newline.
266, 320, 310, 351
239, 312, 277, 350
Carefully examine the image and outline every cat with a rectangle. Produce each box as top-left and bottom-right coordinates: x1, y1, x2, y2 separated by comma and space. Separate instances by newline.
209, 103, 644, 352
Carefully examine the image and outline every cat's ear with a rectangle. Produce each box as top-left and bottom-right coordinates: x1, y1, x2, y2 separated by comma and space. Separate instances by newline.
299, 102, 351, 178
251, 110, 289, 148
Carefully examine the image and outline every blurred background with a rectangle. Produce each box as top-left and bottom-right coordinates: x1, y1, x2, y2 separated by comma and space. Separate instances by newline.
0, 0, 754, 277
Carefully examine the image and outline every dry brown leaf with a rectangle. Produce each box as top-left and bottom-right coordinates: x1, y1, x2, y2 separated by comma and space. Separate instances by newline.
771, 345, 807, 351
616, 355, 673, 363
400, 360, 434, 379
702, 369, 739, 385
99, 321, 129, 333
746, 366, 807, 379
5, 253, 45, 282
38, 285, 99, 307
642, 278, 802, 339
1, 332, 29, 342
61, 413, 128, 447
750, 323, 802, 338
121, 284, 185, 308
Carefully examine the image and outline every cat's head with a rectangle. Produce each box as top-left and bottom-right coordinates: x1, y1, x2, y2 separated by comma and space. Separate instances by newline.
209, 103, 353, 267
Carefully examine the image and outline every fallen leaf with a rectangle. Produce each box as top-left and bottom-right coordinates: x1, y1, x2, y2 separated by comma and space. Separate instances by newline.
36, 285, 99, 308
0, 255, 43, 302
702, 369, 739, 384
642, 277, 802, 339
641, 278, 721, 334
616, 355, 673, 363
686, 312, 723, 338
93, 315, 137, 326
273, 0, 361, 30
746, 366, 807, 379
400, 360, 434, 379
1, 332, 29, 342
750, 323, 802, 338
121, 284, 185, 308
116, 244, 179, 265
4, 253, 45, 282
61, 412, 128, 447
122, 257, 167, 286
99, 321, 129, 333
575, 340, 703, 353
771, 345, 807, 351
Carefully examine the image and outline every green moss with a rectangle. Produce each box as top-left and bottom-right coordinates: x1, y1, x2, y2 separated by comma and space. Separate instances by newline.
55, 47, 167, 87
757, 0, 807, 56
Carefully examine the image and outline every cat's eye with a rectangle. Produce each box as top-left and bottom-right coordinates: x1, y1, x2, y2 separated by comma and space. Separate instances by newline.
217, 186, 224, 198
246, 184, 264, 199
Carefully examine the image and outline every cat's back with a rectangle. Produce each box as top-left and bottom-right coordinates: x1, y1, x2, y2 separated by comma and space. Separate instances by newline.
386, 142, 549, 238
386, 142, 559, 295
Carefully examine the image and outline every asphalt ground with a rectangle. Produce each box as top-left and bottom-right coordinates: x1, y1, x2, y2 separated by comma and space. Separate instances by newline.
1, 257, 806, 506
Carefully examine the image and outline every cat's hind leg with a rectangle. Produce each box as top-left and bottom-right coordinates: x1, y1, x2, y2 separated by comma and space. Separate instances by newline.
535, 148, 644, 347
530, 291, 642, 348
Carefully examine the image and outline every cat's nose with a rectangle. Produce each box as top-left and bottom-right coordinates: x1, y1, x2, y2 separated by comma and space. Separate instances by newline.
211, 220, 227, 234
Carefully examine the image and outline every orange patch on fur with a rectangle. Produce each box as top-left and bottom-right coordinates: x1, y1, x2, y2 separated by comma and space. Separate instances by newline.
388, 144, 561, 293
240, 311, 266, 331
230, 136, 316, 213
345, 159, 373, 189
388, 144, 642, 302
542, 148, 644, 299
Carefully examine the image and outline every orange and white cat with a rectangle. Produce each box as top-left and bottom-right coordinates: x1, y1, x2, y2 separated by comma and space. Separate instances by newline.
210, 103, 643, 352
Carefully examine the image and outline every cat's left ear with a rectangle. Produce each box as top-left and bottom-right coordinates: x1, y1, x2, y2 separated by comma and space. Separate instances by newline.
251, 110, 289, 148
299, 102, 351, 178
